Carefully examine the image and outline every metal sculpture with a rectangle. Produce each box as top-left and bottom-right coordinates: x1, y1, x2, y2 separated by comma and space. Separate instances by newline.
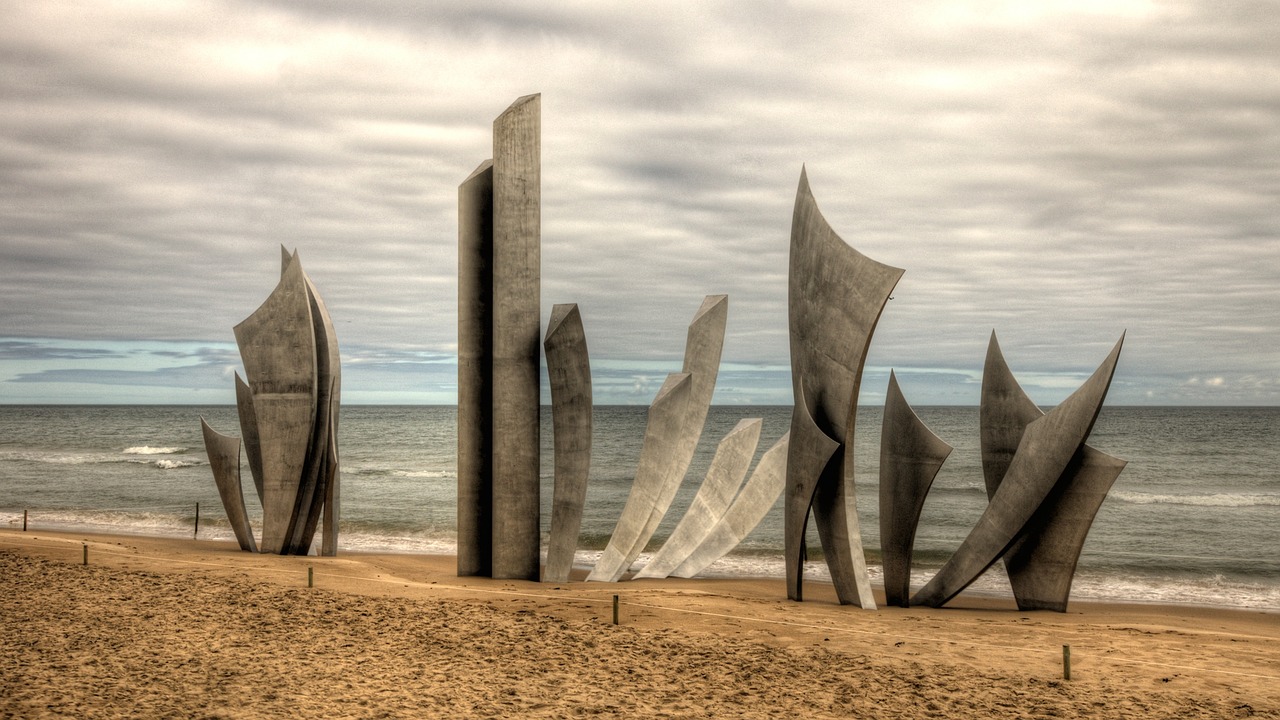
980, 332, 1127, 611
199, 418, 258, 553
912, 334, 1124, 608
669, 432, 792, 579
587, 372, 693, 582
878, 371, 952, 607
785, 167, 902, 607
588, 294, 727, 582
201, 247, 341, 555
633, 418, 762, 580
457, 94, 543, 580
543, 303, 593, 583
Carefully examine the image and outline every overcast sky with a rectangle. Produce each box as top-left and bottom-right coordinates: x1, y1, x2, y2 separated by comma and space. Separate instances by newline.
2, 0, 1277, 406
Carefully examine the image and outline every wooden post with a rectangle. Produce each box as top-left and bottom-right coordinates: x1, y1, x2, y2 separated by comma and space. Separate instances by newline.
612, 594, 619, 625
1063, 644, 1071, 680
194, 502, 200, 539
308, 566, 314, 588
82, 544, 88, 566
23, 509, 27, 531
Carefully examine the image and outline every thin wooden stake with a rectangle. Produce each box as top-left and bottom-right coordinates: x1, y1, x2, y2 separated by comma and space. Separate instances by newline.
1063, 644, 1071, 681
22, 509, 27, 532
308, 566, 314, 588
82, 544, 88, 566
194, 502, 200, 539
612, 595, 619, 625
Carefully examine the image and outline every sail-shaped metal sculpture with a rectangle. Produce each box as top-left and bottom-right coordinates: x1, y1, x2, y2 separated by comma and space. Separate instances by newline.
633, 418, 762, 580
980, 332, 1127, 611
543, 303, 593, 583
588, 295, 727, 582
785, 167, 902, 607
912, 334, 1124, 607
200, 418, 258, 553
202, 247, 341, 556
669, 432, 792, 579
878, 372, 952, 607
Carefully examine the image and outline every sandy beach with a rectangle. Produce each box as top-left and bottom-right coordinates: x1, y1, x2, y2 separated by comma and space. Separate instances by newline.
1, 529, 1276, 719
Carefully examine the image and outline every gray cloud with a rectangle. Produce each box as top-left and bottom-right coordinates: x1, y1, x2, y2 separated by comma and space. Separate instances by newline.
1, 1, 1277, 405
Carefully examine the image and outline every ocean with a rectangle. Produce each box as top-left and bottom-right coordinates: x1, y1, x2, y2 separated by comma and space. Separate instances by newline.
1, 404, 1276, 611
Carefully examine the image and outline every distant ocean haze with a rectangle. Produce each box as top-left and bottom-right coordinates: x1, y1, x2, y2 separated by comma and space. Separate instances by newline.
0, 405, 1276, 610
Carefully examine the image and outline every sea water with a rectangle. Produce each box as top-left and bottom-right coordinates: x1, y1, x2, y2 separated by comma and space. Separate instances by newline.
0, 405, 1276, 611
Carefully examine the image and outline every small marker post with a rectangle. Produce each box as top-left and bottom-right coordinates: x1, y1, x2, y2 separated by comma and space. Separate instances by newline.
82, 544, 88, 566
612, 595, 619, 625
1063, 644, 1071, 681
308, 566, 314, 588
23, 509, 27, 532
194, 502, 200, 539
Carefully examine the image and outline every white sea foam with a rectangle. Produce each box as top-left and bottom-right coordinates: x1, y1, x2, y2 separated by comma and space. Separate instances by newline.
123, 446, 186, 455
391, 469, 455, 479
153, 459, 197, 469
1111, 490, 1280, 508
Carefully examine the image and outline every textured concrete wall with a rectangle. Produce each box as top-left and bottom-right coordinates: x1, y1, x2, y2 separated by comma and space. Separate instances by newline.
490, 94, 542, 580
982, 333, 1126, 611
878, 371, 952, 607
784, 392, 840, 601
634, 418, 761, 580
543, 303, 592, 583
200, 418, 258, 553
785, 167, 901, 607
233, 374, 264, 507
670, 431, 791, 579
912, 335, 1124, 608
456, 159, 495, 577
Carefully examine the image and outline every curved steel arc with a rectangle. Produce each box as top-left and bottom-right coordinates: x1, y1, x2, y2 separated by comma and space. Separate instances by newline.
671, 431, 791, 579
587, 372, 693, 582
878, 371, 952, 607
200, 417, 258, 553
912, 334, 1125, 607
634, 418, 762, 580
785, 167, 902, 607
981, 332, 1126, 611
234, 373, 264, 507
543, 303, 593, 583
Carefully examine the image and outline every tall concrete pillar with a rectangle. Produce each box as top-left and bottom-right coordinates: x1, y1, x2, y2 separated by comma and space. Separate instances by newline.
457, 160, 494, 577
490, 93, 542, 580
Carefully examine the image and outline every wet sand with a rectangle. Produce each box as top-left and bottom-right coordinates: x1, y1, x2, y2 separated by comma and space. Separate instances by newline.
1, 529, 1276, 718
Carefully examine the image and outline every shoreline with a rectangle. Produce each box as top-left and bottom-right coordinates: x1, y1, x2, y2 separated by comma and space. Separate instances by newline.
3, 528, 1278, 718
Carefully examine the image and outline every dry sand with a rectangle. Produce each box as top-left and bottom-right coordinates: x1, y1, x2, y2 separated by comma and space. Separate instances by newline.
1, 529, 1276, 719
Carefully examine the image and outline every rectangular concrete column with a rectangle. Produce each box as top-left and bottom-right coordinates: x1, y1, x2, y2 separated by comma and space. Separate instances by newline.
457, 159, 494, 577
490, 94, 541, 580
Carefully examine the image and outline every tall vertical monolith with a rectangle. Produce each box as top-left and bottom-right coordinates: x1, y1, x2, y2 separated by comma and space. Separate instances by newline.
457, 95, 542, 580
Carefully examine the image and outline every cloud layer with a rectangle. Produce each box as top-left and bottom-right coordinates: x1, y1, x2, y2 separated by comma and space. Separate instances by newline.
2, 1, 1277, 404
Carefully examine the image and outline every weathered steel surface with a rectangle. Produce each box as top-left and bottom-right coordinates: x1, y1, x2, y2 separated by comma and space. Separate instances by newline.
878, 371, 952, 607
289, 253, 342, 555
634, 418, 761, 580
912, 335, 1124, 608
785, 167, 901, 607
981, 332, 1126, 611
199, 418, 258, 553
233, 255, 317, 554
670, 431, 791, 579
784, 391, 841, 602
490, 94, 542, 580
321, 394, 341, 557
587, 372, 693, 582
587, 294, 727, 582
456, 159, 495, 577
234, 373, 264, 507
543, 303, 593, 583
